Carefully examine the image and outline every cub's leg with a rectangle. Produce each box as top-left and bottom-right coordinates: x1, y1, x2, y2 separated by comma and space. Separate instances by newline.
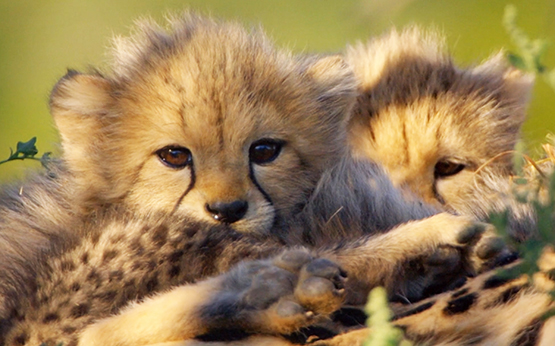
325, 213, 508, 304
79, 250, 346, 346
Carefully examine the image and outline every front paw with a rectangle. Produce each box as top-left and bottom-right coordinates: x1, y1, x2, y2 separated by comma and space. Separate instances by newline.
394, 218, 515, 302
199, 249, 347, 336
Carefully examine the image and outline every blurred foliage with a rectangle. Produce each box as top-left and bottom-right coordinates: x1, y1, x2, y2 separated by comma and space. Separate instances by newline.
363, 287, 412, 346
504, 4, 555, 90
1, 0, 555, 181
490, 4, 555, 283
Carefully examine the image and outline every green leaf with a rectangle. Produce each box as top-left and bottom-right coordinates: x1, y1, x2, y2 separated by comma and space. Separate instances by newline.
16, 137, 38, 157
1, 137, 48, 166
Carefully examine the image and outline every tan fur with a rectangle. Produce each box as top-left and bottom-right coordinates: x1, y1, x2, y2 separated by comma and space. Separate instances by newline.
341, 27, 554, 346
346, 27, 534, 228
317, 250, 555, 346
51, 16, 353, 234
0, 15, 502, 346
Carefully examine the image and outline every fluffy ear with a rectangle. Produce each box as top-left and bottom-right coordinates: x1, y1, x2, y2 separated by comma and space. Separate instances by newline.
475, 53, 535, 118
50, 71, 113, 203
305, 55, 357, 121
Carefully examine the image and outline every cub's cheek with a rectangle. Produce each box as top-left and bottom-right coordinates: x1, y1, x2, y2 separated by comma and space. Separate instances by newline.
435, 170, 475, 209
124, 164, 195, 214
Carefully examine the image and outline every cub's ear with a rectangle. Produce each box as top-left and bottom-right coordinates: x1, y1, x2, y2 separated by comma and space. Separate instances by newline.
50, 70, 112, 143
304, 55, 357, 121
475, 53, 535, 118
50, 71, 113, 201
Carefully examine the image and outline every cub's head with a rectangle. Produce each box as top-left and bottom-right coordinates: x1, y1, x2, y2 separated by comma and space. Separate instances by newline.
347, 27, 533, 212
50, 14, 356, 233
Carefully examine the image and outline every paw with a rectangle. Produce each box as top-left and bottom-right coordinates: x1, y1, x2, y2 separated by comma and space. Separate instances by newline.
200, 249, 347, 335
394, 218, 513, 302
450, 221, 517, 273
426, 216, 514, 273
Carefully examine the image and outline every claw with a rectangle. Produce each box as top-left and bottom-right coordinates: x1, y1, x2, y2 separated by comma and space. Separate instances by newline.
476, 237, 505, 259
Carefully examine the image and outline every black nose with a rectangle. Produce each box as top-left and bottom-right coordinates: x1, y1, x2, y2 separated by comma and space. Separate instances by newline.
205, 200, 249, 224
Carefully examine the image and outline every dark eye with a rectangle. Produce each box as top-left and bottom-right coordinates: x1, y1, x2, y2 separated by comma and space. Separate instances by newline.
249, 139, 284, 165
156, 146, 192, 169
434, 160, 465, 178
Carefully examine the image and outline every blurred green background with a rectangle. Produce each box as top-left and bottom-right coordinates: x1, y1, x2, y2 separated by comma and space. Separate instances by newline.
1, 0, 554, 181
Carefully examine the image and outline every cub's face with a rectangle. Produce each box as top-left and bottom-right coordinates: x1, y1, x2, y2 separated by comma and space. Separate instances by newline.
346, 28, 533, 212
350, 95, 516, 210
50, 16, 355, 233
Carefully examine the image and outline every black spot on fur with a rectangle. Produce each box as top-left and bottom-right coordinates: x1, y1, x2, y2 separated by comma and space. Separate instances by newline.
168, 265, 181, 278
331, 307, 367, 327
124, 278, 136, 289
140, 224, 151, 235
102, 249, 119, 264
496, 285, 525, 305
443, 293, 477, 315
87, 269, 100, 284
168, 249, 184, 263
286, 326, 338, 343
60, 260, 76, 272
186, 224, 199, 238
62, 325, 77, 334
146, 260, 157, 270
13, 333, 28, 345
452, 288, 469, 298
9, 307, 23, 320
545, 269, 555, 282
151, 224, 169, 247
71, 303, 90, 318
129, 238, 144, 256
196, 328, 252, 342
448, 276, 468, 290
90, 232, 101, 245
483, 275, 513, 290
131, 261, 142, 271
81, 252, 89, 264
109, 233, 125, 245
109, 270, 124, 282
43, 313, 60, 323
146, 276, 159, 293
393, 301, 435, 320
511, 319, 544, 346
420, 275, 468, 300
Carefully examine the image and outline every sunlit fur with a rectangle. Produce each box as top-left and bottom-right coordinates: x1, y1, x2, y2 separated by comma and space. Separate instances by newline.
340, 27, 554, 346
0, 15, 500, 346
346, 27, 536, 238
51, 15, 357, 235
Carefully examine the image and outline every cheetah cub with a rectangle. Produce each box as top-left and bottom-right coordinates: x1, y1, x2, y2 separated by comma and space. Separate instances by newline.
347, 27, 536, 239
0, 16, 502, 346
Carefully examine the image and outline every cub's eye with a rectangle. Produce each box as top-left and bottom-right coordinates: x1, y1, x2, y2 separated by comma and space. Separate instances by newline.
156, 146, 192, 169
249, 139, 284, 165
434, 160, 465, 178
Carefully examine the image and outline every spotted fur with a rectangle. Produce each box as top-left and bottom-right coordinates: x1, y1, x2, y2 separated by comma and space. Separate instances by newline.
0, 14, 500, 346
336, 27, 555, 346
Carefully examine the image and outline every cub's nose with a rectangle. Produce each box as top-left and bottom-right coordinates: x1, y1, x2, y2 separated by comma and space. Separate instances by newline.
205, 200, 249, 224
